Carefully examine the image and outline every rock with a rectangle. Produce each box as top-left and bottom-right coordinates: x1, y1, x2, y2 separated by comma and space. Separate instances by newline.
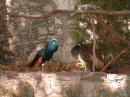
0, 71, 130, 97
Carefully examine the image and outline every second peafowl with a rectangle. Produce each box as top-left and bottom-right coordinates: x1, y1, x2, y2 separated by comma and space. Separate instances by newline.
29, 39, 58, 70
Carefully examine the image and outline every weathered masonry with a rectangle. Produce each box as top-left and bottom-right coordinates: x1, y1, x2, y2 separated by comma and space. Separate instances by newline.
0, 0, 77, 64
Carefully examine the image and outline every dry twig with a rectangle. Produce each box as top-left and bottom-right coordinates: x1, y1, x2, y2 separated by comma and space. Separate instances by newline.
91, 17, 96, 72
7, 9, 130, 19
101, 48, 129, 72
91, 15, 130, 71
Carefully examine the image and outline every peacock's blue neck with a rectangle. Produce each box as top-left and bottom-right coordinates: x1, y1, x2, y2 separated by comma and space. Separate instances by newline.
47, 41, 58, 53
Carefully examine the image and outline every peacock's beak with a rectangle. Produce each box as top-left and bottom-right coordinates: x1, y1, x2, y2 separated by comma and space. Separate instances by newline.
52, 37, 57, 41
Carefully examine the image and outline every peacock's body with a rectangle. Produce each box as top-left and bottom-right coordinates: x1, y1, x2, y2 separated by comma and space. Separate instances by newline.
29, 39, 58, 70
71, 43, 105, 71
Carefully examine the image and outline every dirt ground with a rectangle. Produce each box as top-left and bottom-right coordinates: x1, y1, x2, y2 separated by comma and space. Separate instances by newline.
0, 62, 130, 74
0, 62, 84, 72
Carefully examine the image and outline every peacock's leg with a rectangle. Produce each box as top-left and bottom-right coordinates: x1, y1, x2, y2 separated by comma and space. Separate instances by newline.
41, 63, 45, 71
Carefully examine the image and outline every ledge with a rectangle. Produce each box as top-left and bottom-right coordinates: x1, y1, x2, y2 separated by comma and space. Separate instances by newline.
0, 71, 130, 97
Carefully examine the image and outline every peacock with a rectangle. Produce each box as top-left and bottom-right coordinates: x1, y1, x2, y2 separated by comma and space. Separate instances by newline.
71, 43, 105, 71
29, 38, 58, 70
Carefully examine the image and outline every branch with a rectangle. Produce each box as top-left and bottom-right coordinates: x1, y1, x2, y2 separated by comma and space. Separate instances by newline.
101, 48, 128, 72
92, 15, 130, 46
91, 18, 96, 72
7, 9, 130, 19
91, 15, 130, 71
7, 10, 60, 19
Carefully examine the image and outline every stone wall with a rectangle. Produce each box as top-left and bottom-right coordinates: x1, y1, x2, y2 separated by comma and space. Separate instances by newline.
0, 0, 9, 64
3, 0, 77, 64
0, 71, 130, 97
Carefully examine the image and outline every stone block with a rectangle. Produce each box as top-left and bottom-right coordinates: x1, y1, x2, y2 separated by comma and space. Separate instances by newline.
0, 71, 129, 97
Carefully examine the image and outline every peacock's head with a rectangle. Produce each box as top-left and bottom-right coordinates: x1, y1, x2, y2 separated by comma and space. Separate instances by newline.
47, 37, 58, 52
52, 37, 57, 42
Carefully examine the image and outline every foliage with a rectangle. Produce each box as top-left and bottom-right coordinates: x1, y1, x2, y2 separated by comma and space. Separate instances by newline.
76, 0, 128, 10
71, 0, 130, 67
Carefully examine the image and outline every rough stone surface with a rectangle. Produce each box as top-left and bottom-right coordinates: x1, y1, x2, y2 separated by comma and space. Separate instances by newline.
1, 0, 76, 64
0, 71, 130, 97
0, 0, 9, 64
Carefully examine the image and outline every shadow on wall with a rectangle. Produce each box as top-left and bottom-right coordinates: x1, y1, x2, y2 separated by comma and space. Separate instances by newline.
0, 81, 34, 97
